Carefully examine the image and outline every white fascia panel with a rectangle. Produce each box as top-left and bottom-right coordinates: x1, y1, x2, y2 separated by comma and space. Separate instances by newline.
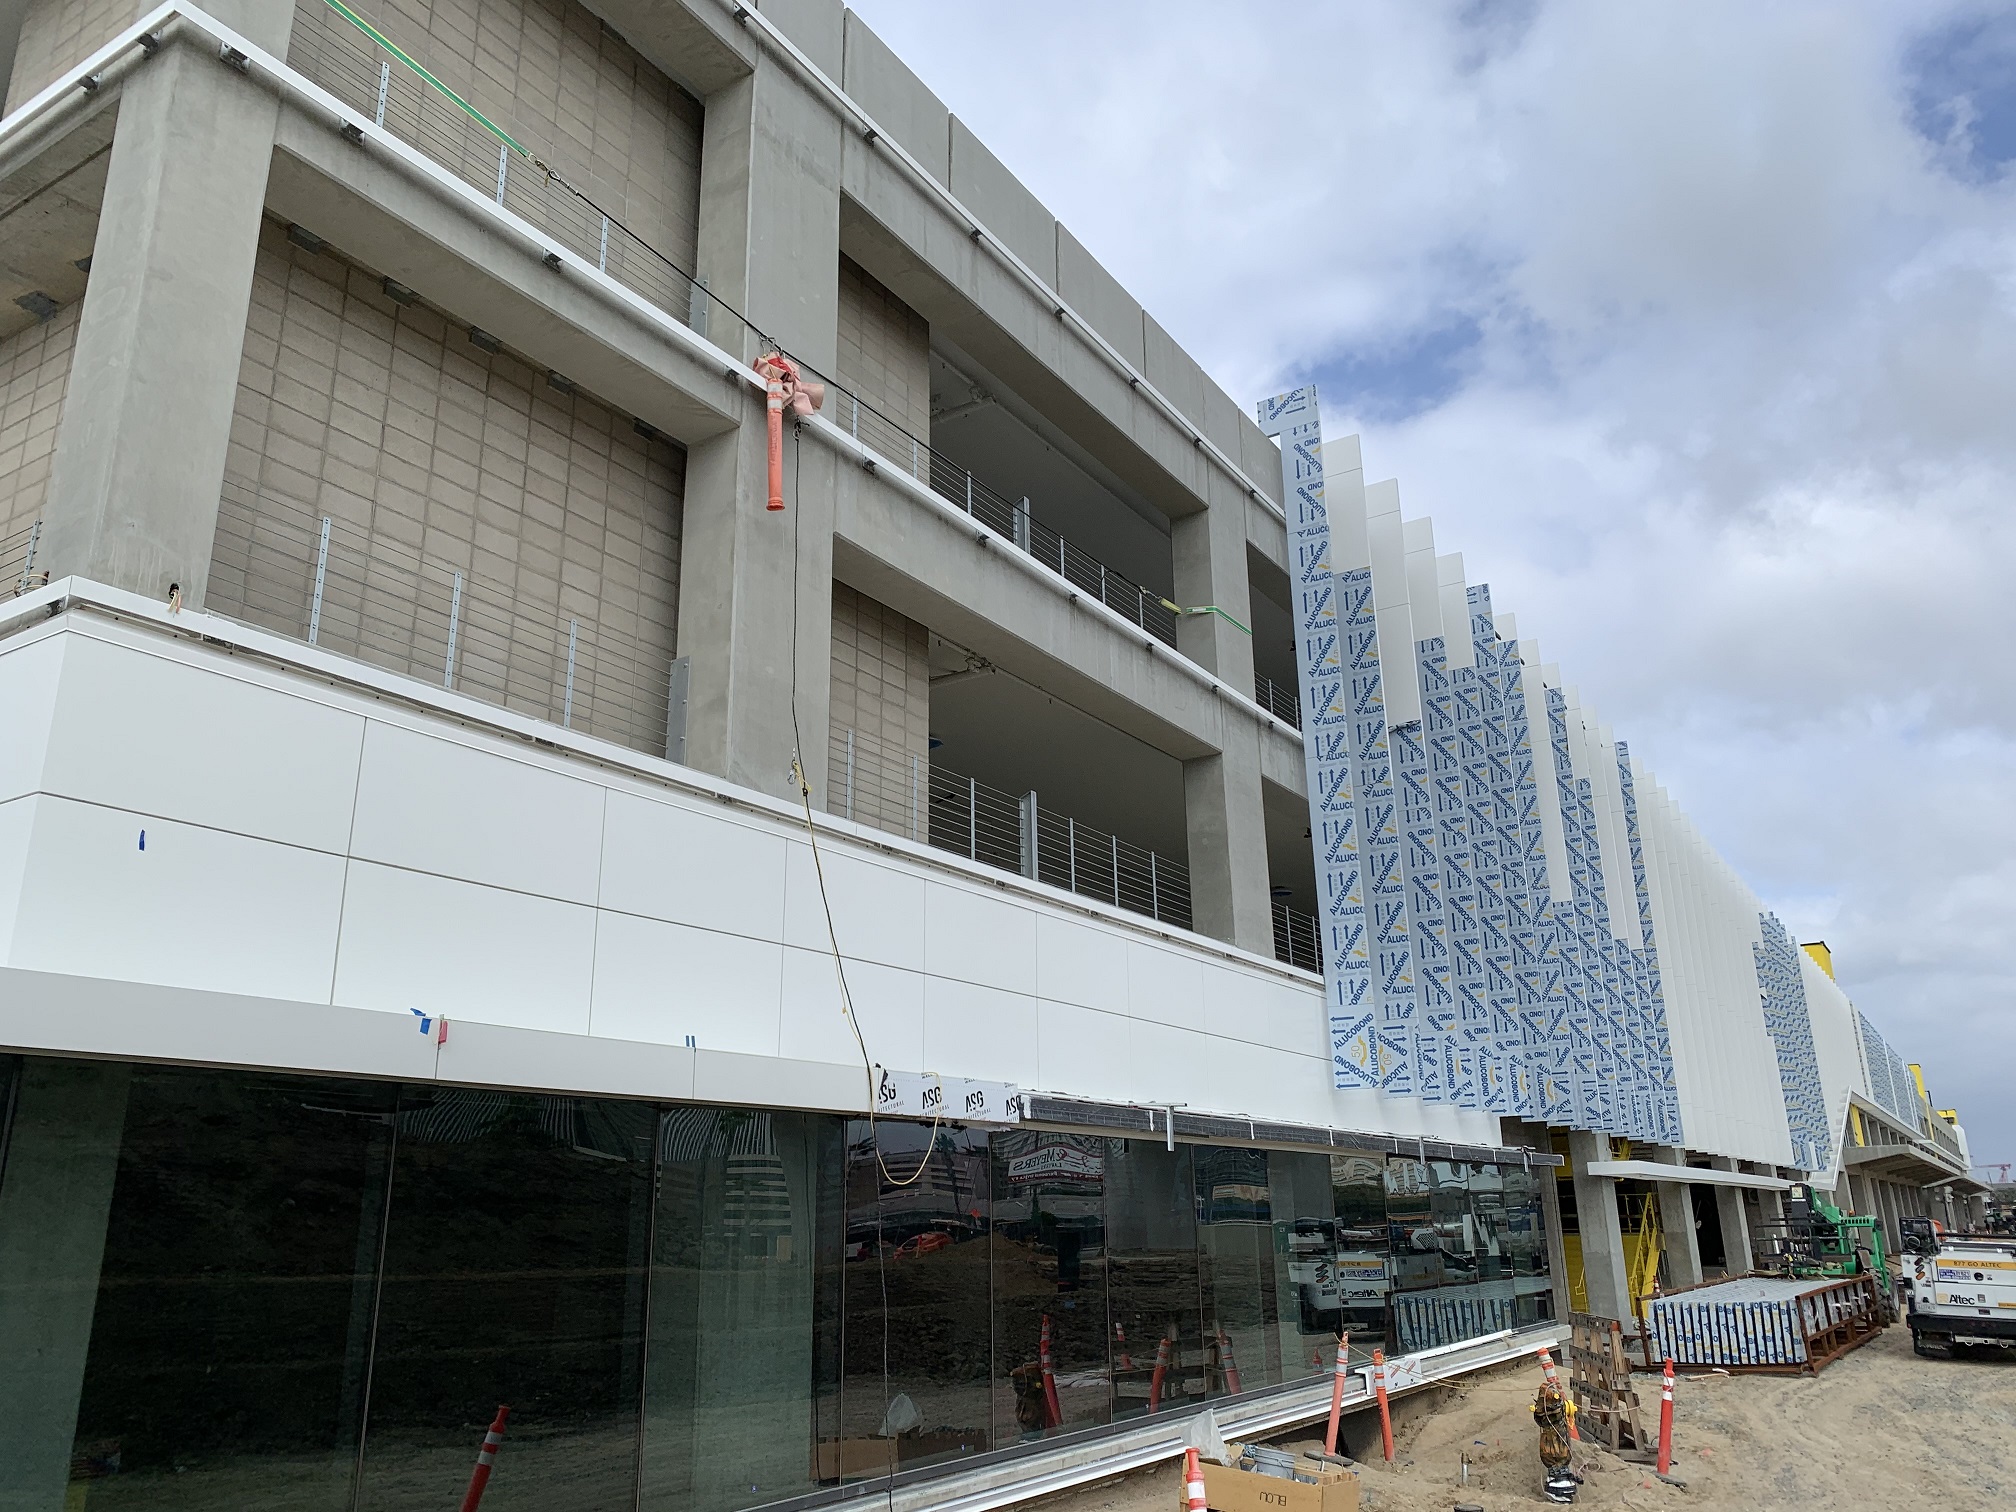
0, 795, 32, 965
1403, 517, 1444, 645
1365, 479, 1421, 726
1437, 554, 1474, 670
0, 628, 61, 804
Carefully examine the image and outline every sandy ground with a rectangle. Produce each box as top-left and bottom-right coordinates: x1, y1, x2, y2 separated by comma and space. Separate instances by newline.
1030, 1326, 2016, 1512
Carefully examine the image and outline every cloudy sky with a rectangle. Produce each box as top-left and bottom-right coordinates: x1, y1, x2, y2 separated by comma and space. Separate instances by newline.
846, 0, 2016, 1165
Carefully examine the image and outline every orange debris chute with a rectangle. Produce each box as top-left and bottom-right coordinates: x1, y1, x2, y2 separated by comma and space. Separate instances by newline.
754, 351, 824, 511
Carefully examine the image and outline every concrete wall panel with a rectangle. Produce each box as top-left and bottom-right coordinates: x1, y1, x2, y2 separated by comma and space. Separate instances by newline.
840, 8, 948, 183
289, 0, 704, 274
835, 254, 930, 437
0, 301, 78, 548
948, 115, 1056, 287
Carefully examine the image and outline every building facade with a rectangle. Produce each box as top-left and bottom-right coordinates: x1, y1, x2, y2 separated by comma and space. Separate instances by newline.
0, 2, 1983, 1509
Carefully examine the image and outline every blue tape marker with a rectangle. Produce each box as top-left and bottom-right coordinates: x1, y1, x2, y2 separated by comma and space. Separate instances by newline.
410, 1007, 433, 1036
138, 830, 146, 851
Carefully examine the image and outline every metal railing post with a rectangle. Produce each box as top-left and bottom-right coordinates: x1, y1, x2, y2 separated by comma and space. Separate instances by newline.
845, 728, 856, 821
911, 436, 921, 479
443, 571, 463, 688
495, 142, 510, 204
1019, 791, 1039, 880
851, 396, 860, 438
1111, 834, 1120, 906
910, 755, 920, 841
562, 619, 579, 727
1150, 852, 1161, 920
16, 518, 42, 594
307, 516, 331, 644
1014, 497, 1032, 554
968, 776, 978, 860
1099, 562, 1108, 608
598, 215, 609, 273
1136, 584, 1147, 628
1067, 817, 1077, 895
374, 60, 389, 127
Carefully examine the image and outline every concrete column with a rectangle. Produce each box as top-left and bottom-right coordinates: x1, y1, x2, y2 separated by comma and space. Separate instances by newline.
1182, 715, 1272, 953
1709, 1158, 1754, 1274
678, 36, 843, 803
0, 1060, 132, 1512
1567, 1129, 1630, 1320
1652, 1149, 1703, 1291
695, 33, 841, 369
676, 414, 836, 804
37, 4, 294, 606
1171, 470, 1257, 697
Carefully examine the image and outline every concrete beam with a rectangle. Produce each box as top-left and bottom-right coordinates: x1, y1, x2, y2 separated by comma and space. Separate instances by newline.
577, 0, 756, 98
825, 440, 1304, 775
38, 15, 290, 605
264, 113, 745, 447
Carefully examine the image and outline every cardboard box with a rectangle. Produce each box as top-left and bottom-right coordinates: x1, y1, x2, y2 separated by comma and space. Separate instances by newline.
1197, 1459, 1360, 1512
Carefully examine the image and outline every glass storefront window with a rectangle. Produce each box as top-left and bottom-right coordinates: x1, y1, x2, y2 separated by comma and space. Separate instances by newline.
359, 1091, 656, 1512
833, 1120, 994, 1479
0, 1061, 394, 1512
642, 1108, 841, 1511
988, 1130, 1109, 1441
1195, 1145, 1276, 1394
1103, 1139, 1202, 1422
1265, 1150, 1344, 1380
0, 1055, 1557, 1512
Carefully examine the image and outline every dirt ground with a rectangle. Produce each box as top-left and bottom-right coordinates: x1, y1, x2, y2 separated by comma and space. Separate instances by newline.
1030, 1326, 2016, 1512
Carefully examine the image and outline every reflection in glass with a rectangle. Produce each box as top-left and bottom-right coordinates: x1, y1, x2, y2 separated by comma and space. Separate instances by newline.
1384, 1158, 1444, 1294
642, 1108, 841, 1510
360, 1091, 655, 1512
0, 1062, 394, 1511
988, 1130, 1108, 1441
1266, 1150, 1349, 1379
834, 1121, 994, 1478
1194, 1146, 1275, 1394
1104, 1140, 1202, 1421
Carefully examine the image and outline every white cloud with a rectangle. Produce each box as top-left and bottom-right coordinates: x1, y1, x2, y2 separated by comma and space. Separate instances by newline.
845, 0, 2016, 1161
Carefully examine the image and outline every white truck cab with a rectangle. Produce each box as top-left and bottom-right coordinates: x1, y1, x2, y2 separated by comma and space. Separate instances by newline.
1901, 1223, 2016, 1355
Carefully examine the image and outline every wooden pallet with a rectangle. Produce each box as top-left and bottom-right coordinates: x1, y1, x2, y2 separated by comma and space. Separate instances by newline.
1568, 1312, 1648, 1452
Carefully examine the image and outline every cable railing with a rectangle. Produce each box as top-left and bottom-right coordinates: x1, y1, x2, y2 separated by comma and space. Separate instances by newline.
287, 5, 1182, 651
1271, 900, 1321, 974
209, 482, 679, 758
1254, 672, 1301, 729
829, 724, 1193, 931
3, 519, 42, 595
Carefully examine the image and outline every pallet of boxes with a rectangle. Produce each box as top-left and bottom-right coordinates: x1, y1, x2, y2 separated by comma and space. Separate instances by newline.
1195, 1442, 1360, 1512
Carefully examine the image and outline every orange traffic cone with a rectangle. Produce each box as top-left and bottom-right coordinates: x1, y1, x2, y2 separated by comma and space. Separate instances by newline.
1183, 1446, 1208, 1511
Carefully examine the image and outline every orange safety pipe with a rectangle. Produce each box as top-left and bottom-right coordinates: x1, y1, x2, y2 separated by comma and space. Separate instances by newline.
1538, 1345, 1578, 1441
458, 1405, 510, 1512
1147, 1333, 1172, 1412
1114, 1322, 1136, 1372
1322, 1331, 1352, 1457
1038, 1313, 1062, 1428
751, 352, 825, 511
1656, 1357, 1675, 1476
1183, 1447, 1208, 1512
1372, 1348, 1394, 1462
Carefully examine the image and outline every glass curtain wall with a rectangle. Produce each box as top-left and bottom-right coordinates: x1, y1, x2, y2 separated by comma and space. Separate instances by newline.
0, 1055, 1551, 1512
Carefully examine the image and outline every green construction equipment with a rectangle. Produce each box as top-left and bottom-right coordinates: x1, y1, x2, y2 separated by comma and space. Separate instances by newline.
1759, 1183, 1896, 1321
